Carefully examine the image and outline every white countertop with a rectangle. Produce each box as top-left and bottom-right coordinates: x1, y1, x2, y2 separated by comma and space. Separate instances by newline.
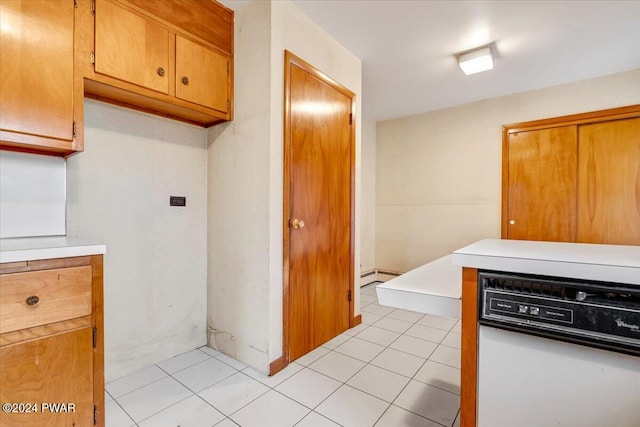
451, 239, 640, 286
0, 236, 106, 263
376, 255, 461, 318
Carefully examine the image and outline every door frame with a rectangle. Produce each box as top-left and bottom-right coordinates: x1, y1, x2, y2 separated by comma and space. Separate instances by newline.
280, 50, 357, 371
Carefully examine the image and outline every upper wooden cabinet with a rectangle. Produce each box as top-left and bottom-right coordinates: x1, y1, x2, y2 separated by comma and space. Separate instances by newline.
0, 0, 233, 157
86, 0, 233, 126
502, 106, 640, 246
94, 0, 170, 94
0, 0, 82, 156
175, 35, 230, 113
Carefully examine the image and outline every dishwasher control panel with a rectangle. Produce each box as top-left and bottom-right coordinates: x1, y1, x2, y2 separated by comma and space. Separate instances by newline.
478, 271, 640, 356
489, 297, 573, 323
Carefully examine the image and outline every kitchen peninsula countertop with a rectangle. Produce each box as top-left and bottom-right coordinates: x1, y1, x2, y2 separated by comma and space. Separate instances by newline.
0, 236, 106, 263
451, 239, 640, 286
376, 254, 462, 318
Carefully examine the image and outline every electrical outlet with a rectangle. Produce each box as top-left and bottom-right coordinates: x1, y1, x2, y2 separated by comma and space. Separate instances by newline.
169, 196, 186, 207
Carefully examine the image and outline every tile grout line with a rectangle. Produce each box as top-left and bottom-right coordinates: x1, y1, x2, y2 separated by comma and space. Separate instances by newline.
377, 302, 459, 426
306, 298, 453, 425
156, 348, 216, 376
185, 368, 270, 423
298, 335, 394, 424
107, 374, 168, 402
126, 362, 211, 425
115, 354, 250, 426
109, 393, 140, 427
361, 286, 460, 426
109, 285, 460, 427
361, 285, 435, 427
106, 347, 217, 402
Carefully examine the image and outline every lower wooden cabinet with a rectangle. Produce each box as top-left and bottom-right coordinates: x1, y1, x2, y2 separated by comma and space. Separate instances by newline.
0, 329, 94, 427
0, 256, 104, 427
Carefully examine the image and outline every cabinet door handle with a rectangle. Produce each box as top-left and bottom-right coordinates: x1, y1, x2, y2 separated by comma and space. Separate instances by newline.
182, 76, 189, 85
26, 295, 40, 306
157, 67, 165, 77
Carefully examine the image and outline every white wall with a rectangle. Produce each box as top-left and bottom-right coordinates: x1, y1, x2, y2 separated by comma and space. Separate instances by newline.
360, 117, 376, 274
376, 69, 640, 273
207, 0, 362, 374
67, 100, 208, 381
207, 0, 272, 372
0, 151, 66, 238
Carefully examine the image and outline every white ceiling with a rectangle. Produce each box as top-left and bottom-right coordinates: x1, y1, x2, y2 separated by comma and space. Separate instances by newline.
220, 0, 640, 121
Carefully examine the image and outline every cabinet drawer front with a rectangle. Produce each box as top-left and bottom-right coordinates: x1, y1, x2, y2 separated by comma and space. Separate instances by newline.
0, 266, 92, 334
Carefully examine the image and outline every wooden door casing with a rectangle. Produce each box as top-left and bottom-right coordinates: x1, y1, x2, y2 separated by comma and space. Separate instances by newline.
577, 117, 640, 245
0, 0, 74, 142
283, 51, 356, 364
505, 126, 578, 242
0, 327, 94, 427
94, 0, 170, 94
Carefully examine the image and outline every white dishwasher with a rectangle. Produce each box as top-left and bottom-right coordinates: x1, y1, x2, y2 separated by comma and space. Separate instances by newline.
477, 270, 640, 427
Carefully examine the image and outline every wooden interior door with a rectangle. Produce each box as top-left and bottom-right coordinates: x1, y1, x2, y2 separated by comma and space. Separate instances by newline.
577, 117, 640, 245
0, 0, 74, 141
284, 52, 355, 363
175, 35, 229, 113
0, 327, 94, 427
506, 126, 578, 241
94, 0, 169, 94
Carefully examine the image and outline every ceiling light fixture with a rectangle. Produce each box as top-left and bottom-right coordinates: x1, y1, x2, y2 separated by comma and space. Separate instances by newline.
457, 45, 494, 76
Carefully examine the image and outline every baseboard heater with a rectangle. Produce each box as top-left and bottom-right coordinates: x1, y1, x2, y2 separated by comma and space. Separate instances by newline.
360, 269, 402, 286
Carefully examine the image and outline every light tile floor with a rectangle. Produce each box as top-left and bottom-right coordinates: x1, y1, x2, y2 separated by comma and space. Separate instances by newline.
106, 283, 461, 427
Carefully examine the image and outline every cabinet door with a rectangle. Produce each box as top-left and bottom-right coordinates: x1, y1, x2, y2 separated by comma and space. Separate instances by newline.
175, 35, 229, 113
94, 0, 169, 94
506, 126, 578, 242
0, 0, 74, 141
0, 327, 94, 427
577, 117, 640, 245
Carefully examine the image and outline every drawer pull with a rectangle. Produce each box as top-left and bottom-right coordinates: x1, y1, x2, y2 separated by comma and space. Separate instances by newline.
26, 295, 40, 306
182, 76, 189, 85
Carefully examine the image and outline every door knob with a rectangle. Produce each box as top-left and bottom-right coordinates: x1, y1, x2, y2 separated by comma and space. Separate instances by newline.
182, 76, 189, 85
291, 218, 305, 230
509, 220, 516, 225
